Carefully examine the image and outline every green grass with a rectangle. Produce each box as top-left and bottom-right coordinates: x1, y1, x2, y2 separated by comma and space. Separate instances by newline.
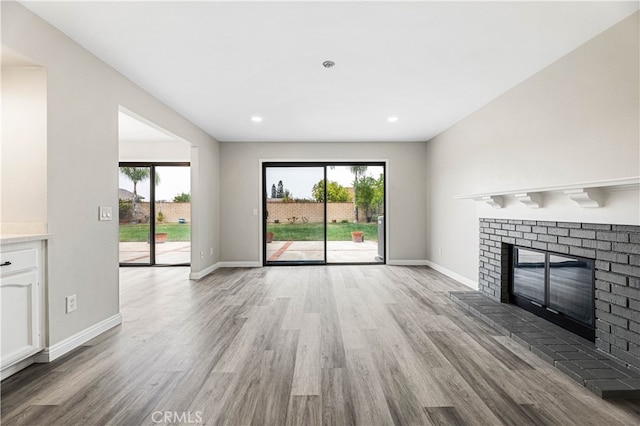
120, 222, 376, 243
267, 222, 378, 241
119, 223, 191, 242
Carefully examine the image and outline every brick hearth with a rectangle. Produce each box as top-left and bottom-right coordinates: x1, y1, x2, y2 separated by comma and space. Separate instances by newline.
478, 218, 640, 370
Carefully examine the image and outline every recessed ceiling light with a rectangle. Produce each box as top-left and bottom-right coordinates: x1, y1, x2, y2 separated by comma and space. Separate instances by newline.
251, 116, 263, 123
323, 60, 335, 68
387, 116, 398, 122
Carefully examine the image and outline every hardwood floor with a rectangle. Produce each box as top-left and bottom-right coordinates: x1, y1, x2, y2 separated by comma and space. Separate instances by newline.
3, 265, 640, 425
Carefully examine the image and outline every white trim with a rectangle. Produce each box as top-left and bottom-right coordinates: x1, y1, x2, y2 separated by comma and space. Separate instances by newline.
218, 261, 261, 268
425, 260, 478, 290
33, 313, 122, 363
189, 262, 221, 280
565, 188, 603, 208
478, 195, 504, 209
190, 145, 200, 277
1, 355, 38, 380
514, 192, 543, 209
189, 261, 263, 280
455, 176, 640, 200
387, 259, 429, 266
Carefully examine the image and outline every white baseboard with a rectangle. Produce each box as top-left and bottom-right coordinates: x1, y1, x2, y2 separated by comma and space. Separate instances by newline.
34, 313, 122, 363
1, 355, 38, 380
218, 261, 262, 268
189, 261, 262, 280
425, 260, 478, 290
189, 260, 475, 293
189, 262, 222, 280
386, 259, 429, 266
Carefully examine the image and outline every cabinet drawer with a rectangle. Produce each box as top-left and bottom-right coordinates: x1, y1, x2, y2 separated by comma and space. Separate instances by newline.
0, 249, 37, 275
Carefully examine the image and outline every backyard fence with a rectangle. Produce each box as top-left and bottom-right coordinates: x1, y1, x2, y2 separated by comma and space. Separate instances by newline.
121, 201, 190, 224
120, 199, 380, 225
266, 200, 381, 223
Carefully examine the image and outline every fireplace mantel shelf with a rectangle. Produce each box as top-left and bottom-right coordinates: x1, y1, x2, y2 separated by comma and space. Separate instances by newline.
454, 177, 640, 209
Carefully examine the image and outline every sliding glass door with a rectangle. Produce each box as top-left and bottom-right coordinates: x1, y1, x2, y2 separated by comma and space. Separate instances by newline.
263, 162, 385, 266
119, 165, 152, 264
264, 165, 326, 264
119, 162, 190, 266
326, 164, 385, 263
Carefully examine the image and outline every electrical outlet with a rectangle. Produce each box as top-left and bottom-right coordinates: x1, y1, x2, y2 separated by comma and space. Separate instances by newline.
66, 294, 77, 313
438, 247, 443, 256
210, 248, 214, 256
200, 250, 204, 259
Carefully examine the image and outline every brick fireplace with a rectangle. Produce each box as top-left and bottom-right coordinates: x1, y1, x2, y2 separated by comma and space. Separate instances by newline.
479, 218, 640, 369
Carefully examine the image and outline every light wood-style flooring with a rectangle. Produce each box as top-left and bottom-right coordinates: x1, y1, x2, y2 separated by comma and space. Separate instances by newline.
3, 265, 640, 425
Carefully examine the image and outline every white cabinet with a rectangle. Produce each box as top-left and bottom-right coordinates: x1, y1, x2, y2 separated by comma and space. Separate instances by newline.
1, 239, 45, 379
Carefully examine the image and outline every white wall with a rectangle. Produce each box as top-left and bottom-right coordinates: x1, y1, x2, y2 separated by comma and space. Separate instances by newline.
426, 12, 640, 285
118, 110, 192, 163
219, 142, 427, 264
1, 67, 47, 228
2, 1, 220, 346
119, 140, 191, 163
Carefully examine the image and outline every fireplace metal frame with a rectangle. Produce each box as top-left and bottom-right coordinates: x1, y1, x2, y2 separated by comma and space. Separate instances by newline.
509, 245, 596, 341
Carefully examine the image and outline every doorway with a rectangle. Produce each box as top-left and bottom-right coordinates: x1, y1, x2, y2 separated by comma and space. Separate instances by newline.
263, 162, 385, 265
119, 163, 191, 266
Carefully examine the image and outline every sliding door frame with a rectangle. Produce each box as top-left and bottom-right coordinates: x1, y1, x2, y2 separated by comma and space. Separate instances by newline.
262, 162, 327, 266
261, 161, 386, 266
119, 161, 190, 267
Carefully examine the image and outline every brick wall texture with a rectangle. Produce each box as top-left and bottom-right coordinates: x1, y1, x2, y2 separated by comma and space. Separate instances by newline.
479, 218, 640, 370
267, 201, 361, 223
136, 202, 191, 223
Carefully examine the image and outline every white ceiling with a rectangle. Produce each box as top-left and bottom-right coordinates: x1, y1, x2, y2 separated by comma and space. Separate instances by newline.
20, 1, 639, 143
118, 110, 183, 144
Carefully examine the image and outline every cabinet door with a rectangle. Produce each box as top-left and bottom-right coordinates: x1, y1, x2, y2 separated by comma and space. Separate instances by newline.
1, 270, 40, 368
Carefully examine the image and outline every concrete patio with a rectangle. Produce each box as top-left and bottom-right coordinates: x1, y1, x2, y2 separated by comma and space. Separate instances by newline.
266, 240, 381, 263
120, 239, 382, 265
119, 241, 190, 264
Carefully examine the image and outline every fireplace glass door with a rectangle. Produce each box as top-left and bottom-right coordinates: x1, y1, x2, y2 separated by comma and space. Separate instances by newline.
512, 249, 546, 304
548, 254, 594, 326
511, 246, 595, 340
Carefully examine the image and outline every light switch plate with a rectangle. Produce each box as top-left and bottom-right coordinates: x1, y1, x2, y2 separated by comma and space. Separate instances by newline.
99, 206, 113, 221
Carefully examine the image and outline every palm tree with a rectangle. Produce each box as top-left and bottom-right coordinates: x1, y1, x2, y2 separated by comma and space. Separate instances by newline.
350, 166, 368, 222
120, 167, 160, 221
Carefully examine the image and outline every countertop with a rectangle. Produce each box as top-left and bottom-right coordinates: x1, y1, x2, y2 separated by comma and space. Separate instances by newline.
0, 233, 52, 245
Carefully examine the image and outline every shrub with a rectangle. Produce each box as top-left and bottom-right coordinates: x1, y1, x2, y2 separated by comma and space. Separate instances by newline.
119, 199, 133, 222
173, 192, 191, 203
